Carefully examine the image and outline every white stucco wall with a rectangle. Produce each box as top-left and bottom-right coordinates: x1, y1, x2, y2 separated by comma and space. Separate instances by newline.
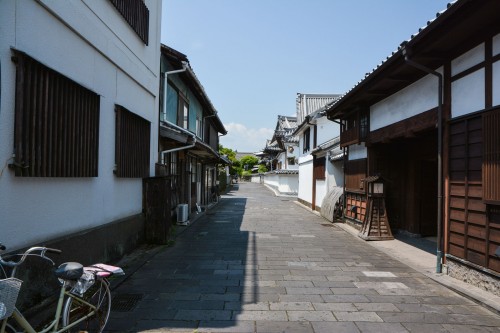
327, 159, 344, 188
370, 70, 441, 131
494, 60, 500, 107
298, 158, 313, 205
451, 43, 484, 76
0, 0, 161, 250
493, 33, 500, 56
316, 118, 340, 146
315, 180, 327, 209
348, 144, 367, 160
451, 69, 485, 118
263, 173, 298, 194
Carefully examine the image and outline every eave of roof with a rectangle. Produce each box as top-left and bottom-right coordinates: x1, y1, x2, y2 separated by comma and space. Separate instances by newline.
311, 136, 340, 155
326, 0, 500, 120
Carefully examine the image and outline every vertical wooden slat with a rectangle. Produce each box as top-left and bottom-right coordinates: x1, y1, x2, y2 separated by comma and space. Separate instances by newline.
109, 0, 149, 45
115, 105, 150, 178
483, 109, 500, 203
12, 50, 99, 177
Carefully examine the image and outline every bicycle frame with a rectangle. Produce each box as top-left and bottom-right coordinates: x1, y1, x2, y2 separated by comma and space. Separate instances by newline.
1, 282, 99, 333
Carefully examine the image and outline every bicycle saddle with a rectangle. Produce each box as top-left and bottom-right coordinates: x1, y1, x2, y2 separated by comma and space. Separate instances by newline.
54, 262, 84, 280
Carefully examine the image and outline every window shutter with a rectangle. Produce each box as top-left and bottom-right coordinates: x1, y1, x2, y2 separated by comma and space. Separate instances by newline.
483, 108, 500, 204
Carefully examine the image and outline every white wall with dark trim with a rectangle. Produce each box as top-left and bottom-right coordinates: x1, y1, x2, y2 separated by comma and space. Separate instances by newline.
0, 0, 161, 251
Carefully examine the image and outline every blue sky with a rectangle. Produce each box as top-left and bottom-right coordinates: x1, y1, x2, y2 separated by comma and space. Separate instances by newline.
161, 0, 450, 153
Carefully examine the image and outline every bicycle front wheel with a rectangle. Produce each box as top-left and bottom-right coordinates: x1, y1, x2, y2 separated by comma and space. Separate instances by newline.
62, 278, 111, 333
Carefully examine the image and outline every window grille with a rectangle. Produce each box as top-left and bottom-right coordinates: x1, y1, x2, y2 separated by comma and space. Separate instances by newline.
109, 0, 149, 45
483, 107, 500, 204
115, 105, 150, 178
12, 50, 100, 177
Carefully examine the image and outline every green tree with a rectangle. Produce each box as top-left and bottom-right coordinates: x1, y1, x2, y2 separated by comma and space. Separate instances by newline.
218, 144, 239, 175
240, 155, 259, 171
218, 144, 237, 162
258, 164, 268, 173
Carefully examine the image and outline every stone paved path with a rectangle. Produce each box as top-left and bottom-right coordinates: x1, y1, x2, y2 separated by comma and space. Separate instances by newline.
106, 182, 500, 332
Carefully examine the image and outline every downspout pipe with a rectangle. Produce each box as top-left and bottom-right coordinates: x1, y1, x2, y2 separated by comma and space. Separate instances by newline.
162, 61, 188, 119
401, 43, 443, 274
160, 136, 196, 164
159, 61, 191, 165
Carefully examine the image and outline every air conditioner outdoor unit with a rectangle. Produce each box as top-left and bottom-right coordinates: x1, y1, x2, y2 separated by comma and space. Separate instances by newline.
177, 204, 189, 226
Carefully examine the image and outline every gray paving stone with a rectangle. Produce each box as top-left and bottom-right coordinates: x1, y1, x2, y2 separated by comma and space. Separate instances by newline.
255, 321, 314, 333
287, 310, 336, 321
353, 302, 400, 312
285, 287, 333, 295
334, 311, 383, 322
225, 301, 270, 310
279, 294, 325, 303
133, 320, 198, 332
313, 302, 357, 312
402, 323, 448, 333
311, 321, 360, 333
322, 294, 371, 303
441, 324, 500, 332
197, 320, 255, 333
174, 309, 232, 321
233, 310, 288, 321
354, 322, 408, 333
106, 183, 500, 332
269, 301, 314, 310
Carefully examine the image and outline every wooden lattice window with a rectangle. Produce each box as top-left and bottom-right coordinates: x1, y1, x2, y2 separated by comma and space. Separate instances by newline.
110, 0, 149, 45
12, 50, 100, 177
115, 105, 150, 178
483, 107, 500, 204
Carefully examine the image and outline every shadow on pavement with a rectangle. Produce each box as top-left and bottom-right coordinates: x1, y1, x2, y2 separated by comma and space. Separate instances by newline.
106, 185, 253, 332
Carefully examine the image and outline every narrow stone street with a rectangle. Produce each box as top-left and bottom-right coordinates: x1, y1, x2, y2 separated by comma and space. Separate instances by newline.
106, 182, 500, 333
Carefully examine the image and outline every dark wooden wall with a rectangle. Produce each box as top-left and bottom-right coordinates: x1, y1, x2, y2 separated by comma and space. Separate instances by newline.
448, 110, 500, 273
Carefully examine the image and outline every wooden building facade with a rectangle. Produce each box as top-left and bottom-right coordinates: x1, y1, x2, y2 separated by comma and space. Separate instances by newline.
159, 45, 227, 220
326, 0, 500, 291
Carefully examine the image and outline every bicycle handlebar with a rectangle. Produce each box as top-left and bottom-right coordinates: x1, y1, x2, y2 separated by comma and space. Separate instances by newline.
0, 243, 61, 268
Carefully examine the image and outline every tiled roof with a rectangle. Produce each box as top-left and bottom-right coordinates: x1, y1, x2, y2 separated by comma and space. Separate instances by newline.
267, 169, 299, 175
311, 137, 340, 154
296, 94, 341, 124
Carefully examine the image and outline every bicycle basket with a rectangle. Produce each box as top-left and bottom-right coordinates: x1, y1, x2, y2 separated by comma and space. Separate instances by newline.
0, 278, 22, 319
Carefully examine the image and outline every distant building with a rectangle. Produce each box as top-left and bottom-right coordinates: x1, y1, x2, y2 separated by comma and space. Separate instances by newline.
158, 44, 228, 217
294, 94, 343, 213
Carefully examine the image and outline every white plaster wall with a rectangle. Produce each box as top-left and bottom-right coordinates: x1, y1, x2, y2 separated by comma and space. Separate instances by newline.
315, 180, 327, 209
278, 174, 298, 194
0, 1, 161, 250
298, 159, 313, 205
263, 174, 298, 194
348, 144, 367, 160
494, 33, 500, 57
264, 174, 278, 189
451, 69, 485, 118
493, 61, 500, 107
316, 117, 340, 145
370, 70, 441, 131
327, 160, 344, 188
451, 43, 484, 76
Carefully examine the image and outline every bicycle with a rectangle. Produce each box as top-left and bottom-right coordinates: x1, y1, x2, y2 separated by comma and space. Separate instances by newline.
0, 242, 123, 333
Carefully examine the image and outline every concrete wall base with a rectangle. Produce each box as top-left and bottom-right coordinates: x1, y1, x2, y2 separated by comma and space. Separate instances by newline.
9, 214, 145, 315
